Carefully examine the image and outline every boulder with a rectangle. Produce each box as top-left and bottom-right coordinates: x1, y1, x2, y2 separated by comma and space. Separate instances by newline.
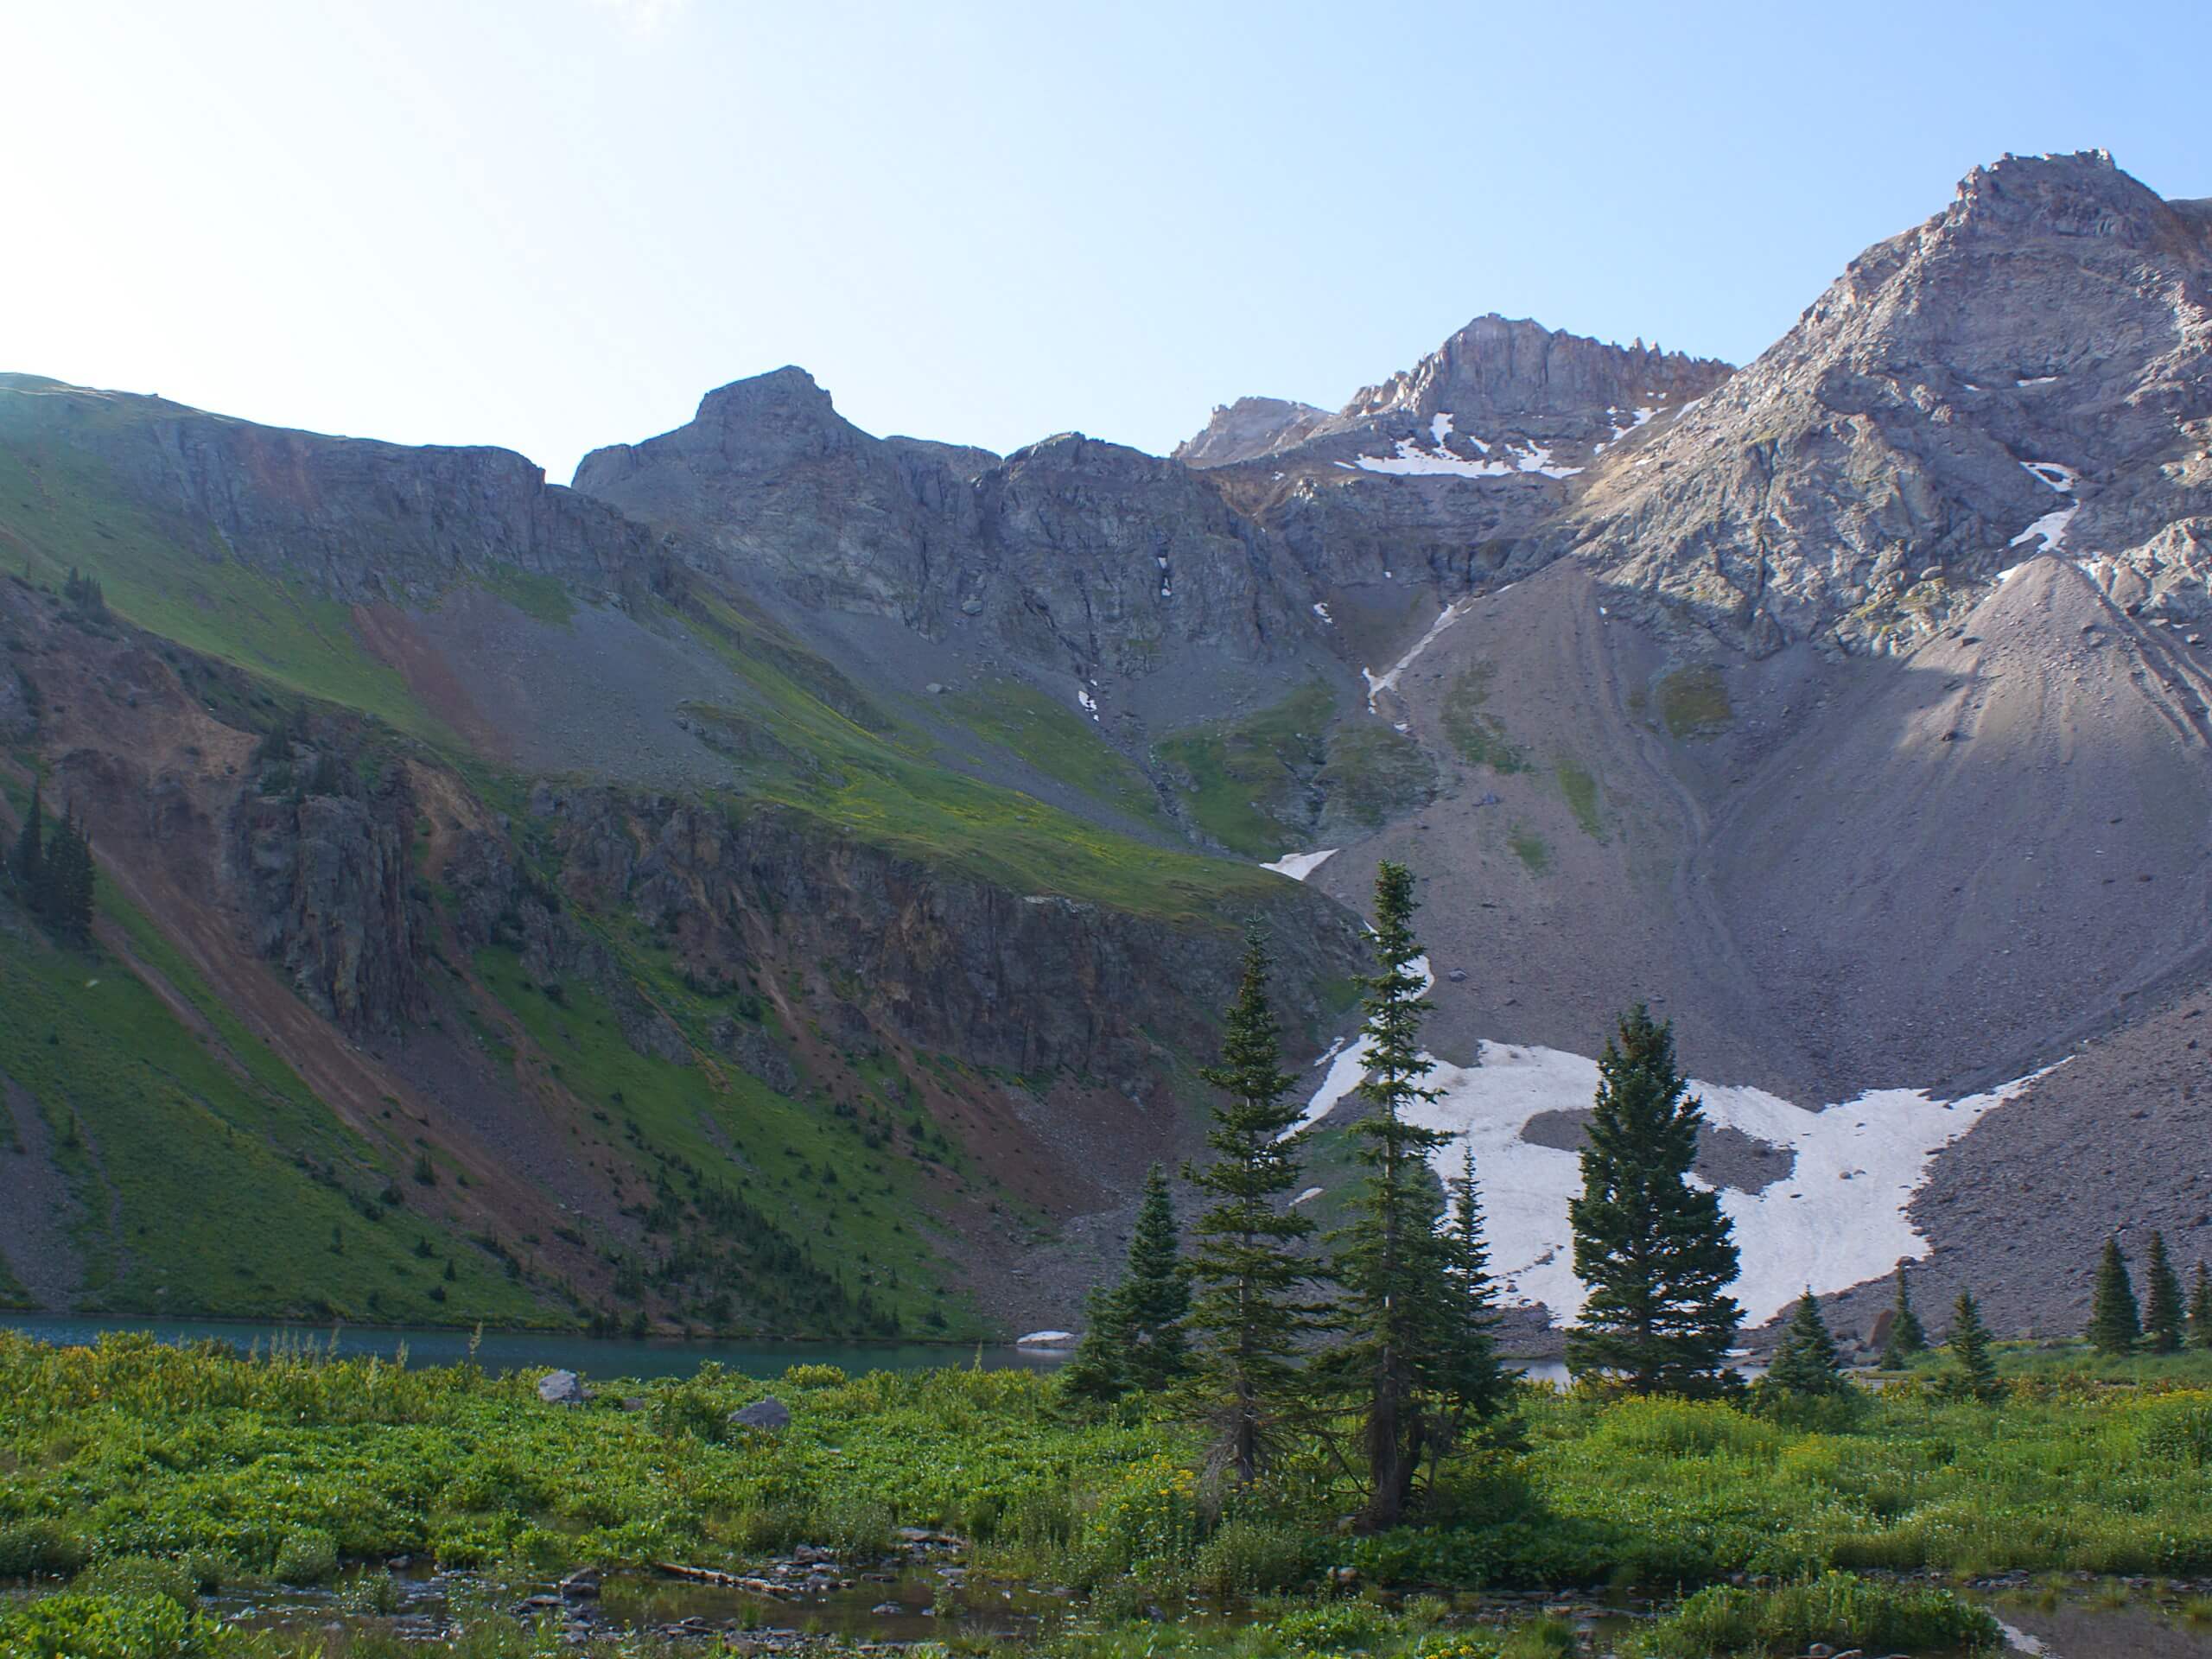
537, 1370, 588, 1406
729, 1396, 791, 1431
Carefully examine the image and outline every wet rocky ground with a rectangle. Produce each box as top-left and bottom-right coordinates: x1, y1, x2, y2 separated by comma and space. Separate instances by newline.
191, 1540, 2212, 1656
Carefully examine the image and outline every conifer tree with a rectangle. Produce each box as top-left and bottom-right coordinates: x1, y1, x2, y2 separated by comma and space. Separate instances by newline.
2143, 1231, 2187, 1355
1185, 925, 1324, 1485
1429, 1146, 1509, 1445
1065, 1164, 1192, 1400
2088, 1236, 2141, 1357
1565, 1005, 1742, 1395
1765, 1289, 1849, 1396
1878, 1258, 1928, 1368
2188, 1262, 2212, 1352
1942, 1291, 2002, 1402
1325, 861, 1459, 1529
7, 779, 41, 896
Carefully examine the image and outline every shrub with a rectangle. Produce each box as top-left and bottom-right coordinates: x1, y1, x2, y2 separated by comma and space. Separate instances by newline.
1592, 1397, 1779, 1461
1637, 1573, 2002, 1656
2135, 1394, 2212, 1468
781, 1363, 849, 1390
0, 1518, 88, 1580
75, 1554, 196, 1607
0, 1593, 197, 1659
272, 1526, 339, 1584
1193, 1516, 1317, 1596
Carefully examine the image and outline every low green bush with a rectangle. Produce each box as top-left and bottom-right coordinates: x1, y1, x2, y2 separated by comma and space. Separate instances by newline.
1636, 1572, 2002, 1656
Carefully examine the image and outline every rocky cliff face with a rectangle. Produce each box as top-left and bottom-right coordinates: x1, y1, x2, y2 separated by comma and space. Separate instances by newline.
575, 370, 1322, 680
1173, 397, 1332, 468
1544, 151, 2212, 656
0, 375, 664, 605
232, 778, 428, 1033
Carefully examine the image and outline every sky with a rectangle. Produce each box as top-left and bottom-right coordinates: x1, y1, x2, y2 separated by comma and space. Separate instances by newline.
6, 1, 2206, 482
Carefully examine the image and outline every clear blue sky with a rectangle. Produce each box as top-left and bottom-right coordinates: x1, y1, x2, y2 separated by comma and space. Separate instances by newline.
7, 1, 2204, 482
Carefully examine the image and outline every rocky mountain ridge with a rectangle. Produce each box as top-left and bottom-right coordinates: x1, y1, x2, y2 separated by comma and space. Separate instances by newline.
5, 149, 2211, 1340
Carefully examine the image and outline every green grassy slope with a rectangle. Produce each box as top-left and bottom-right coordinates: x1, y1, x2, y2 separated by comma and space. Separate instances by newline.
0, 886, 548, 1325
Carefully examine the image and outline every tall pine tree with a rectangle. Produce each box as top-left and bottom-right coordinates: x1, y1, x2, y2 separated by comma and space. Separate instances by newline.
1185, 925, 1324, 1486
1879, 1259, 1928, 1369
2143, 1232, 2187, 1355
1427, 1147, 1509, 1455
1764, 1289, 1849, 1396
1065, 1165, 1192, 1400
2189, 1262, 2212, 1352
1325, 861, 1459, 1529
1942, 1291, 2002, 1402
2088, 1236, 2141, 1357
1565, 1005, 1742, 1395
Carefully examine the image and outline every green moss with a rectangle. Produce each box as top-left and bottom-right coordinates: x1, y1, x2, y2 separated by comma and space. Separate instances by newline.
1657, 664, 1733, 739
1555, 756, 1604, 840
1443, 663, 1529, 772
1154, 683, 1333, 858
1509, 826, 1551, 874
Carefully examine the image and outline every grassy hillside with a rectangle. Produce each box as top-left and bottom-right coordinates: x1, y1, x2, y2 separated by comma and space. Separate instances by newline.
0, 872, 548, 1325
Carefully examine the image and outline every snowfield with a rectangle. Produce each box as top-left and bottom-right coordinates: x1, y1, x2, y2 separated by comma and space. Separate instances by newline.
1261, 848, 1339, 881
1287, 1019, 2046, 1326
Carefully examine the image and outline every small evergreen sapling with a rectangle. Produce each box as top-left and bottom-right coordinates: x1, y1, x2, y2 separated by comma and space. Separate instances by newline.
1878, 1259, 1928, 1368
1065, 1164, 1192, 1400
1942, 1291, 2002, 1402
1764, 1289, 1849, 1396
2142, 1231, 2186, 1356
2088, 1236, 2141, 1357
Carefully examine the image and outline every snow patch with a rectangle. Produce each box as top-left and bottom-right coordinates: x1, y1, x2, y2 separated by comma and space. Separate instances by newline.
1260, 849, 1339, 882
2017, 375, 2061, 387
1430, 411, 1454, 445
1313, 601, 1334, 625
1016, 1330, 1076, 1347
1290, 1186, 1324, 1207
1287, 1029, 2050, 1327
1363, 599, 1478, 712
1076, 688, 1099, 719
2010, 506, 2079, 555
2020, 461, 2077, 493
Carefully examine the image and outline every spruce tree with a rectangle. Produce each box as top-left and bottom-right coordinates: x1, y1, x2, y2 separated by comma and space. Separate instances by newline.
1325, 861, 1458, 1529
8, 779, 41, 896
1185, 925, 1323, 1486
2088, 1236, 2141, 1356
1065, 1164, 1192, 1400
1942, 1291, 2002, 1402
2188, 1262, 2212, 1352
1565, 1005, 1742, 1395
1429, 1147, 1509, 1446
2143, 1231, 2187, 1356
1764, 1289, 1848, 1396
1878, 1258, 1928, 1368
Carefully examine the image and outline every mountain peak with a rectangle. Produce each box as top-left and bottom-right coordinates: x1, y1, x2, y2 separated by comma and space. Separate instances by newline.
1343, 314, 1732, 429
1941, 149, 2190, 251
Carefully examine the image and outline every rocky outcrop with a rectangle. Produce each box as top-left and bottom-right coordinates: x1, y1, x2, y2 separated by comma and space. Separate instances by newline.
576, 371, 1323, 677
528, 785, 1363, 1098
1543, 151, 2212, 656
231, 773, 427, 1032
0, 376, 666, 607
1339, 314, 1731, 440
1173, 397, 1332, 468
